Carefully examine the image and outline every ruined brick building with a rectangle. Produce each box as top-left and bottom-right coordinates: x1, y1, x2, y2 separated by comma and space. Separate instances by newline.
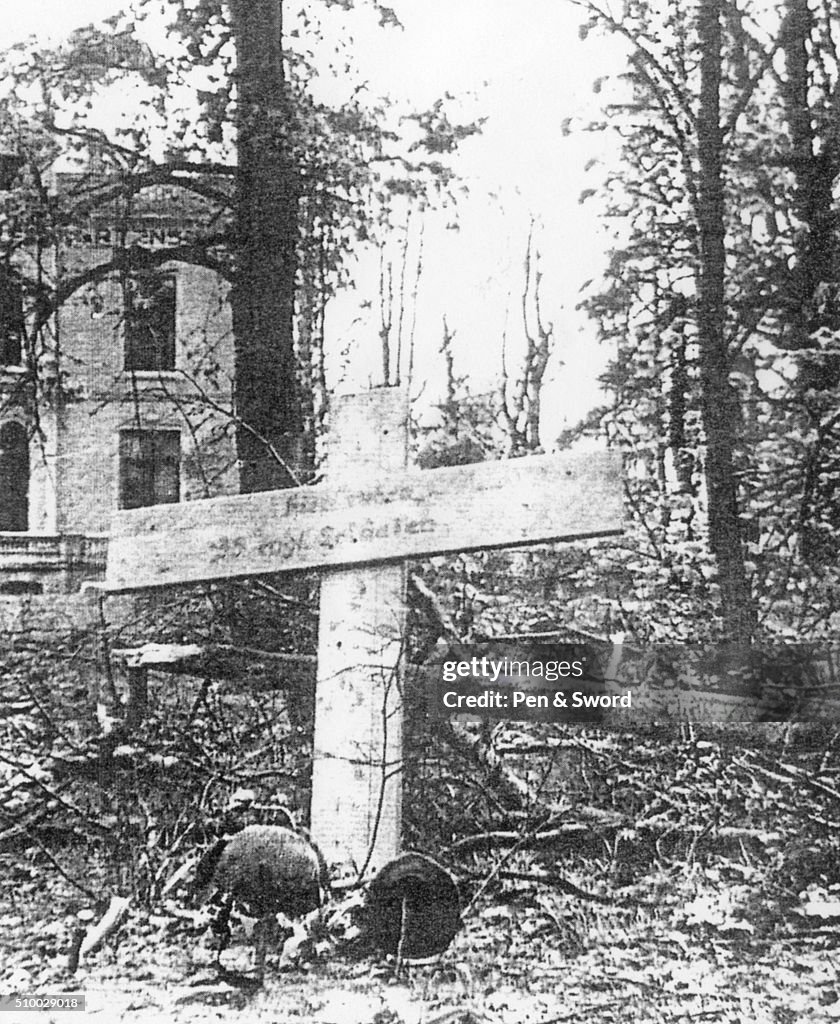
0, 166, 238, 593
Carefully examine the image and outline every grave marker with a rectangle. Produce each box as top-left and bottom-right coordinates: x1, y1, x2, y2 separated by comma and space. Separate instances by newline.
106, 387, 623, 875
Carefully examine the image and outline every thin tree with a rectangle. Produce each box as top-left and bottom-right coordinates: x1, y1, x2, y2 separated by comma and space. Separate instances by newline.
0, 1, 481, 492
574, 0, 766, 638
695, 0, 755, 638
229, 0, 302, 491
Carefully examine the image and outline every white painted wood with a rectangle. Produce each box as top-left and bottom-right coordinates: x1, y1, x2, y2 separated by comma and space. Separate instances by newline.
310, 389, 406, 877
106, 450, 623, 591
103, 385, 625, 877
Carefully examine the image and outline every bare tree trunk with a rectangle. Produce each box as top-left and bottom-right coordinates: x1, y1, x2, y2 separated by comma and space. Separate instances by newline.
779, 0, 840, 563
668, 316, 694, 494
500, 225, 552, 455
781, 0, 837, 341
696, 0, 755, 638
230, 0, 303, 493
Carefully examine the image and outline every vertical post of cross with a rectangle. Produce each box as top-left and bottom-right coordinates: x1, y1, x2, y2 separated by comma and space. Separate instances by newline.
309, 388, 408, 879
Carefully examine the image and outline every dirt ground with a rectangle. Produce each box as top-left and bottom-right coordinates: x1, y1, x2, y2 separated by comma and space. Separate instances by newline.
2, 869, 838, 1024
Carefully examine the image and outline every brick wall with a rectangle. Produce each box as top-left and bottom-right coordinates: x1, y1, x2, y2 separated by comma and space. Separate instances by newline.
0, 197, 241, 594
0, 588, 136, 637
49, 261, 239, 534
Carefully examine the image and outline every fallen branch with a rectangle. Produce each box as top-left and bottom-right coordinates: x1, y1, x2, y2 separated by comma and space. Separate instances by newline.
451, 822, 782, 855
451, 824, 590, 854
78, 895, 132, 960
494, 868, 641, 907
442, 718, 563, 812
773, 758, 840, 804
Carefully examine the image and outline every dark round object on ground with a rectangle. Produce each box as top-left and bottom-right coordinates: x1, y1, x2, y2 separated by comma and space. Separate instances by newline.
190, 822, 327, 982
365, 852, 461, 959
213, 824, 324, 917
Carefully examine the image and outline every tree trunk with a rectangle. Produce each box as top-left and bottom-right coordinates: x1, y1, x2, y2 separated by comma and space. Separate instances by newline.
668, 314, 694, 494
695, 0, 755, 638
781, 0, 838, 343
778, 0, 840, 564
229, 0, 302, 493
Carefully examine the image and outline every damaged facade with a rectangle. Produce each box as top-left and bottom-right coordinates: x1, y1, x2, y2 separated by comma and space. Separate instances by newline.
0, 166, 239, 593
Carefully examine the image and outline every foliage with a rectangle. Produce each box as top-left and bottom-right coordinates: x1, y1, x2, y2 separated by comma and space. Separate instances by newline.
0, 0, 483, 481
568, 0, 840, 640
0, 588, 318, 899
413, 220, 557, 472
3, 627, 839, 1020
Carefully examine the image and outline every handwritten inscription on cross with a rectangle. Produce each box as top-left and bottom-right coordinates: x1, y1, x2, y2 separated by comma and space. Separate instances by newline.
106, 388, 623, 875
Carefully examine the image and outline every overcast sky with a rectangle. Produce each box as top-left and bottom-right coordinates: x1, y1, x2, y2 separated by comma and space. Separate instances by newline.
6, 1, 625, 443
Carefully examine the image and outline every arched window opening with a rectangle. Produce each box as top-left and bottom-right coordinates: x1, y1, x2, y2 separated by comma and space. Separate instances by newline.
0, 267, 23, 366
0, 421, 29, 532
124, 271, 176, 372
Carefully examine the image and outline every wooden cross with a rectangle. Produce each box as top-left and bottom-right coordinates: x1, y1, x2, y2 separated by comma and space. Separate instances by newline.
107, 388, 622, 876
